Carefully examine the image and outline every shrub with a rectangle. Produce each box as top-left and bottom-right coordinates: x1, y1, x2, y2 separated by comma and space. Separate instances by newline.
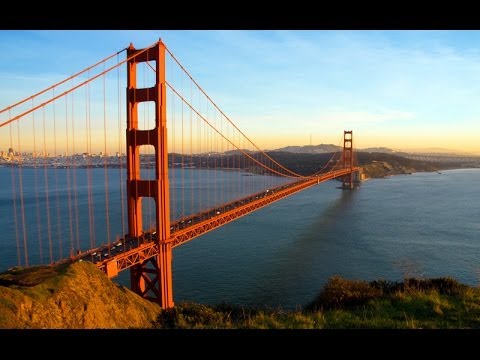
154, 302, 230, 328
402, 277, 467, 296
307, 276, 382, 310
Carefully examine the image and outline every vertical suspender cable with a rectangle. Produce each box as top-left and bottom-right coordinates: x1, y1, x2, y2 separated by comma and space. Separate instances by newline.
118, 53, 126, 237
219, 111, 223, 207
65, 95, 74, 257
71, 87, 80, 251
204, 99, 208, 211
197, 94, 201, 220
181, 70, 185, 221
232, 125, 234, 194
9, 116, 20, 266
214, 107, 218, 210
86, 80, 94, 249
32, 100, 44, 263
17, 126, 27, 265
103, 65, 111, 247
53, 88, 63, 260
171, 86, 176, 226
42, 107, 53, 263
190, 77, 193, 218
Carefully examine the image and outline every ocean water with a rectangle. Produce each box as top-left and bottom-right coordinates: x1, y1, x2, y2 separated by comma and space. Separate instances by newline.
0, 167, 478, 309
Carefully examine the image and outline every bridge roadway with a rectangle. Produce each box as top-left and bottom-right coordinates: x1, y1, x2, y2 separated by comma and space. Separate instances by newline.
71, 168, 357, 277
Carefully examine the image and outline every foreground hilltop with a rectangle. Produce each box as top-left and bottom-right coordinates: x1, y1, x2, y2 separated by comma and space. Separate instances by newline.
0, 261, 160, 328
1, 262, 480, 329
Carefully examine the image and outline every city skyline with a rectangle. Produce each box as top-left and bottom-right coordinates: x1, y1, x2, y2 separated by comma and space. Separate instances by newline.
1, 30, 480, 154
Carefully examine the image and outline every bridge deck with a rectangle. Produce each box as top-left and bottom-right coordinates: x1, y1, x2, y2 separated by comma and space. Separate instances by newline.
76, 168, 358, 277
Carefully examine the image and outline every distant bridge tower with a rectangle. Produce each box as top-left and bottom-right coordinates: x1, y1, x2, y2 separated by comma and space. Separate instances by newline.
126, 40, 174, 308
342, 130, 353, 189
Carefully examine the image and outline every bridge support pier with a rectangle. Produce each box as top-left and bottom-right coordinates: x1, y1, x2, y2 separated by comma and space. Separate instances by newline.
127, 40, 173, 308
130, 243, 173, 308
342, 174, 353, 190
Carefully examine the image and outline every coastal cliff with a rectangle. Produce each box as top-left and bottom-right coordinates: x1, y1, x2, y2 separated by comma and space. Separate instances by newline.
357, 152, 439, 178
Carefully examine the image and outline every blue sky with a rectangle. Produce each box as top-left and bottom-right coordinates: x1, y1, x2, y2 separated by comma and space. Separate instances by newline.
1, 30, 479, 154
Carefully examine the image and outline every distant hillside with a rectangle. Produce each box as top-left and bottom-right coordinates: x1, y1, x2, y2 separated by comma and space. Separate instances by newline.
356, 152, 439, 178
0, 262, 160, 328
360, 147, 395, 154
262, 151, 447, 178
273, 144, 399, 155
165, 149, 476, 178
223, 149, 255, 155
272, 144, 476, 157
398, 147, 476, 156
273, 144, 341, 154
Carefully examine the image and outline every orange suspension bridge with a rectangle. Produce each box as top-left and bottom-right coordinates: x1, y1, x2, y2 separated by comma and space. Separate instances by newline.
0, 40, 360, 308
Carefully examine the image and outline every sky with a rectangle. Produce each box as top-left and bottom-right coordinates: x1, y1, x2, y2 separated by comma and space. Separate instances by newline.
1, 30, 480, 154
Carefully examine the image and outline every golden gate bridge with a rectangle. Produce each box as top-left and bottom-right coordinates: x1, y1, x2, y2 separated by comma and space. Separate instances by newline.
0, 40, 360, 308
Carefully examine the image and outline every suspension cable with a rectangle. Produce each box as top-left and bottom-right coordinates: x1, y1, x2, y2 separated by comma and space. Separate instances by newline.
167, 82, 299, 179
164, 46, 305, 178
0, 49, 127, 115
0, 42, 159, 128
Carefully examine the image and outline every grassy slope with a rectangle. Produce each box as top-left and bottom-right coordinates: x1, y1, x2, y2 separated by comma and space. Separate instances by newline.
0, 261, 161, 329
153, 276, 480, 329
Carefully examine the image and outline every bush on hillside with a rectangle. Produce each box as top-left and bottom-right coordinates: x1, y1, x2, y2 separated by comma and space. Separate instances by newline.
307, 276, 382, 310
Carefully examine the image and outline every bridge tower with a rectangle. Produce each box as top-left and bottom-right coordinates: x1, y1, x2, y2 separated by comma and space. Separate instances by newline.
342, 130, 353, 189
126, 40, 173, 308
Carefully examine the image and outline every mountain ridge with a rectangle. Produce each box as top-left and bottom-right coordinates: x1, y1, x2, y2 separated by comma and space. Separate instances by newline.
273, 144, 478, 156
